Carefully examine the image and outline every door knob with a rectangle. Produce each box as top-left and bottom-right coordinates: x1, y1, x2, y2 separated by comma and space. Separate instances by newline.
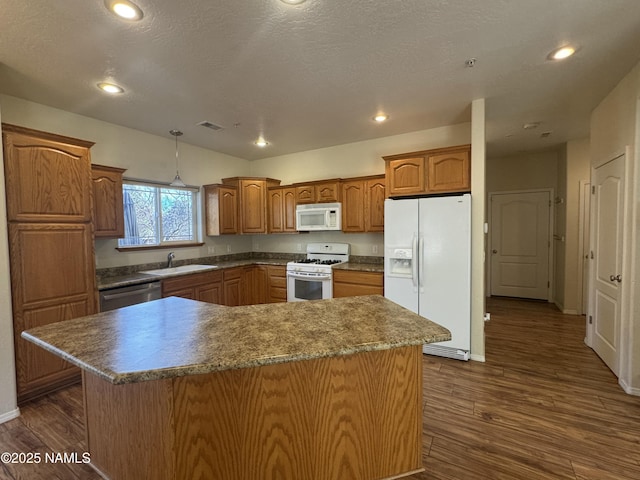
610, 275, 616, 282
616, 275, 622, 283
492, 249, 497, 254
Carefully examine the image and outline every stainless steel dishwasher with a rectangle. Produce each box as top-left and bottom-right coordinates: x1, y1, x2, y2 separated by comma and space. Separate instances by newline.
99, 281, 162, 312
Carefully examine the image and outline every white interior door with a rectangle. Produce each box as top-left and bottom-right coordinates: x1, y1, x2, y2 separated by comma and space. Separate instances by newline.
590, 155, 624, 376
490, 191, 551, 299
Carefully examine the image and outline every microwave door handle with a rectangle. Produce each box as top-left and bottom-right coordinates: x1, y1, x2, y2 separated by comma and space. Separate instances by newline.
325, 209, 330, 226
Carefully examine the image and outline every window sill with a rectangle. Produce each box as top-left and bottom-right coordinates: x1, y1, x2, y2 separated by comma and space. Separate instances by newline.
116, 242, 204, 252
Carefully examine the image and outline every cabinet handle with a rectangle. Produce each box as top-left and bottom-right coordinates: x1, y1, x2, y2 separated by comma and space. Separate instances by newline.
616, 275, 622, 283
610, 275, 616, 282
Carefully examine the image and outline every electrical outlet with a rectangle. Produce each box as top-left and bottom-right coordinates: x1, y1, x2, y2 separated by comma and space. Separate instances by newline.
208, 246, 215, 254
372, 245, 379, 254
296, 243, 302, 252
226, 244, 231, 253
255, 242, 260, 251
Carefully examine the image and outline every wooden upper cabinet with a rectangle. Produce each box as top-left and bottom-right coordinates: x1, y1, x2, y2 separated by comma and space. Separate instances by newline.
315, 180, 341, 203
268, 186, 297, 234
365, 176, 385, 232
295, 179, 341, 204
341, 175, 385, 233
3, 124, 94, 223
426, 148, 470, 194
384, 156, 425, 197
341, 180, 365, 232
384, 144, 470, 197
92, 164, 126, 238
295, 184, 315, 204
221, 177, 280, 234
203, 184, 238, 235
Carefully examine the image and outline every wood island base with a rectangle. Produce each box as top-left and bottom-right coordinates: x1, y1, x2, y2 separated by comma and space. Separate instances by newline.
83, 345, 424, 480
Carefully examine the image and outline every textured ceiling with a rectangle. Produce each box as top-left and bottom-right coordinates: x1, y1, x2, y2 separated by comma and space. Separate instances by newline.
1, 0, 639, 160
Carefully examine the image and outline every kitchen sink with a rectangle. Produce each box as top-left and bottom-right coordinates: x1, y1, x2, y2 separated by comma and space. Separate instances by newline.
140, 264, 218, 276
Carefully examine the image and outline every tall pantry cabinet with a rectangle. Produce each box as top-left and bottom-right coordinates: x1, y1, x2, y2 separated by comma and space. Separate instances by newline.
2, 124, 98, 404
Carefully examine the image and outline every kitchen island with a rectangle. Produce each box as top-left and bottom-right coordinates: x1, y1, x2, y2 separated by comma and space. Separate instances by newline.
22, 295, 450, 480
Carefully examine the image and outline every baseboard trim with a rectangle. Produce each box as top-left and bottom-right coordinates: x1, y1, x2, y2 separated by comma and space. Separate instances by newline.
470, 353, 486, 362
0, 407, 20, 424
619, 378, 640, 396
562, 308, 579, 315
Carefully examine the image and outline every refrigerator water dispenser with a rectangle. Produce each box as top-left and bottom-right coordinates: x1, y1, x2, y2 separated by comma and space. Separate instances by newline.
387, 248, 413, 277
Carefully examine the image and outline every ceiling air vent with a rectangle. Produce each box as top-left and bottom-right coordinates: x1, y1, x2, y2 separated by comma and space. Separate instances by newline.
540, 131, 552, 138
197, 121, 224, 131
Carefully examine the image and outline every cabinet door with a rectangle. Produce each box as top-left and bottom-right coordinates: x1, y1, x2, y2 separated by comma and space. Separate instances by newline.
92, 165, 125, 237
196, 281, 222, 304
341, 180, 365, 232
223, 268, 243, 306
333, 270, 384, 297
426, 149, 470, 193
282, 188, 298, 232
365, 177, 385, 232
240, 180, 267, 233
3, 125, 94, 223
316, 181, 341, 203
267, 265, 287, 303
248, 266, 268, 305
268, 188, 284, 233
385, 157, 426, 197
295, 185, 315, 204
10, 222, 97, 403
204, 185, 238, 235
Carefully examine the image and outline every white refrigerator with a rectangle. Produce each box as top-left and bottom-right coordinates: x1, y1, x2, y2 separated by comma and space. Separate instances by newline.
384, 194, 471, 360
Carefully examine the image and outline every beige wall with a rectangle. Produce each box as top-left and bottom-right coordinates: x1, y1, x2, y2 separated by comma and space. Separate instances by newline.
487, 151, 559, 193
589, 61, 640, 395
562, 139, 591, 314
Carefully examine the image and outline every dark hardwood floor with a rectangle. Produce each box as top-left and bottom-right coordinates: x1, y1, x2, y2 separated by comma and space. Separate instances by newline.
1, 297, 639, 479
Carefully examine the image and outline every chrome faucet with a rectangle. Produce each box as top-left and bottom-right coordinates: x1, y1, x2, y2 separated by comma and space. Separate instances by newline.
167, 252, 175, 268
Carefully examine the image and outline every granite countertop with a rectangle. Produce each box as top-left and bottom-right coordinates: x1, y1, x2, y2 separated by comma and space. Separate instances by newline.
97, 257, 384, 290
22, 295, 450, 385
333, 262, 384, 273
97, 258, 291, 290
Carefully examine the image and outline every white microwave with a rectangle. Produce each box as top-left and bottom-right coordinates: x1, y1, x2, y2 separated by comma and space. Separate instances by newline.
296, 202, 342, 231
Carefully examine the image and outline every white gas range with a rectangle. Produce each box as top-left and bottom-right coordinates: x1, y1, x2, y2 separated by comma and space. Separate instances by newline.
286, 243, 350, 302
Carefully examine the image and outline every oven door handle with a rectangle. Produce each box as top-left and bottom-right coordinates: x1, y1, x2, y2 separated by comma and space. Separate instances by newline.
287, 272, 332, 281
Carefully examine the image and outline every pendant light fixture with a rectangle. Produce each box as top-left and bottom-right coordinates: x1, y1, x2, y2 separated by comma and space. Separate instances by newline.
169, 129, 186, 187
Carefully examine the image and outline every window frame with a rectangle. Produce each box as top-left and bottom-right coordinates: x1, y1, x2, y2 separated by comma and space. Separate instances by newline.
116, 179, 202, 251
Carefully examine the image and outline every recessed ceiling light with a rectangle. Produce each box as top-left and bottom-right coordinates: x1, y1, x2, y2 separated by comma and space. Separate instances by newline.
373, 114, 388, 123
548, 46, 576, 60
104, 0, 144, 21
97, 82, 124, 94
255, 137, 269, 147
280, 0, 307, 4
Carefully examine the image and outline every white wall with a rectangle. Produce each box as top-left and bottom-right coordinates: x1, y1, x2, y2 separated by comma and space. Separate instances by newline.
0, 104, 20, 423
590, 61, 640, 395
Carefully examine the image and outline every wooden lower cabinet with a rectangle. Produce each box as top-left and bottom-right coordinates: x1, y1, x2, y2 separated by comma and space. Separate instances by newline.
333, 269, 384, 297
267, 265, 287, 303
162, 265, 285, 307
162, 271, 223, 304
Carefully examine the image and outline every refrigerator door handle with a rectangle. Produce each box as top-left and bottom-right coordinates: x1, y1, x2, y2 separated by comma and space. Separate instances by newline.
412, 233, 418, 289
418, 233, 424, 292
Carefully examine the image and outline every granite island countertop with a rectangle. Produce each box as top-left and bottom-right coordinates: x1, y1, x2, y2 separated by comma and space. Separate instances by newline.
22, 295, 450, 385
